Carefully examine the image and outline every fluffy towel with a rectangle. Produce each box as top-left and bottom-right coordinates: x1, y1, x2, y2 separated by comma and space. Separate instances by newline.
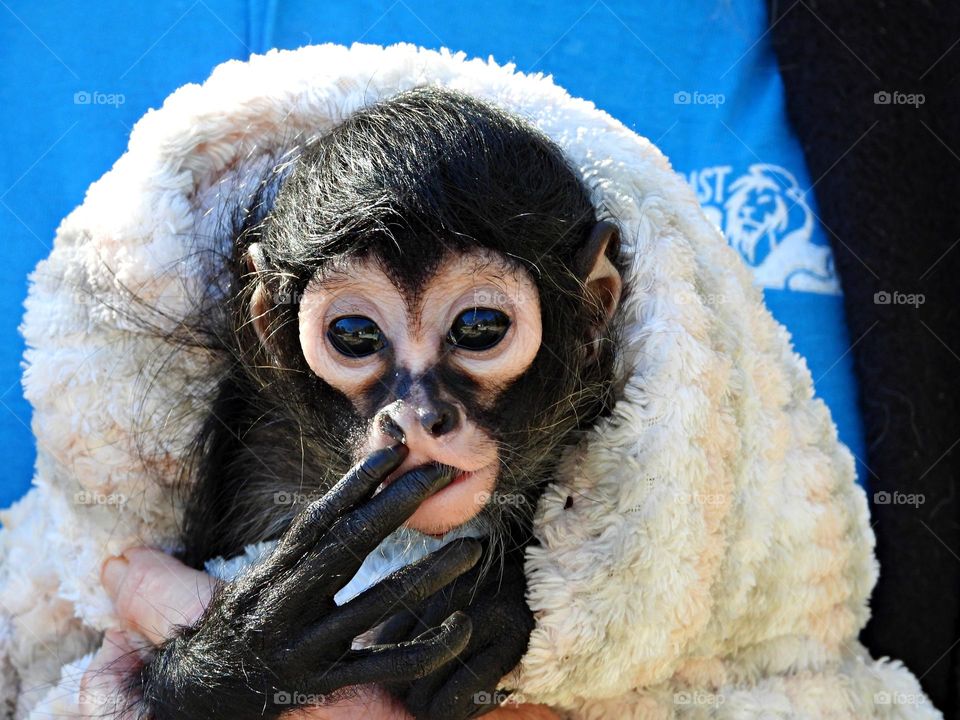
0, 42, 938, 719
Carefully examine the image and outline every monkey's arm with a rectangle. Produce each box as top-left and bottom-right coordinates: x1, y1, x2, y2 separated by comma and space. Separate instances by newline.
138, 447, 482, 720
375, 540, 534, 720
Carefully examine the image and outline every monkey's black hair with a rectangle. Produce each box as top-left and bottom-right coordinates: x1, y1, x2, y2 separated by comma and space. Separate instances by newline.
253, 86, 608, 291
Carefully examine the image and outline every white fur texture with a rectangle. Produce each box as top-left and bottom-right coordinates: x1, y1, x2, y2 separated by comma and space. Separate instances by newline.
0, 42, 938, 719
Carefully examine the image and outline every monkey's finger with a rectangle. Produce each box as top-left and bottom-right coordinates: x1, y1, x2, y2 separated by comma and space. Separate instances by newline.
272, 445, 408, 564
374, 606, 422, 646
315, 612, 472, 690
294, 539, 481, 661
418, 567, 485, 630
375, 585, 465, 645
317, 464, 459, 582
377, 559, 491, 643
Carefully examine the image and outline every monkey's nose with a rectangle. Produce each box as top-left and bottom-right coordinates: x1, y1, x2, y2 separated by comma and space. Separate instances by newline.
418, 400, 460, 437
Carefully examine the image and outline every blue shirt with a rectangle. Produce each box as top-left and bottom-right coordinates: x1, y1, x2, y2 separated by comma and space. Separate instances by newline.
0, 0, 867, 509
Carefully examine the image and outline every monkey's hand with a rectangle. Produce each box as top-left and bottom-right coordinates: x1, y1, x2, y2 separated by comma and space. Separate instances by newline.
139, 445, 482, 720
374, 539, 534, 719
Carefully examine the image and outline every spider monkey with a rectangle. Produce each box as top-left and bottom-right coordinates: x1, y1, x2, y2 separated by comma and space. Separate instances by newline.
137, 86, 625, 720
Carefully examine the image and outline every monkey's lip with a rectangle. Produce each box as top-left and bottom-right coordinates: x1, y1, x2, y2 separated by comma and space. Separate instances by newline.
378, 460, 479, 492
404, 461, 499, 536
370, 456, 496, 534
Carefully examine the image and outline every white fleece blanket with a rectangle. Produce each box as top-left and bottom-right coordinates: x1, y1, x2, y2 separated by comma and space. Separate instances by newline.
0, 42, 939, 719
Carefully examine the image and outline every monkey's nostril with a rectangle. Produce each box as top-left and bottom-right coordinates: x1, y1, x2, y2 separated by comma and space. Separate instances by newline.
421, 402, 459, 437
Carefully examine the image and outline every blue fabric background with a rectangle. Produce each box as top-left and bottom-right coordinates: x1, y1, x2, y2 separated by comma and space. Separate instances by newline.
0, 0, 868, 509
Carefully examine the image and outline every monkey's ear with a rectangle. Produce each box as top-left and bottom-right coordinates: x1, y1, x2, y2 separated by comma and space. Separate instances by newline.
575, 221, 622, 325
245, 243, 273, 347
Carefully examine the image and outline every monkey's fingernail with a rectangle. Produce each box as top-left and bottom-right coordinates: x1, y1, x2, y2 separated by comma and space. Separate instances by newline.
362, 445, 408, 480
379, 414, 406, 444
101, 556, 129, 599
385, 444, 409, 460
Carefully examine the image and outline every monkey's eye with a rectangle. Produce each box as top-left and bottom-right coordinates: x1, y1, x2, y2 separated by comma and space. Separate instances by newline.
327, 316, 386, 358
447, 308, 511, 351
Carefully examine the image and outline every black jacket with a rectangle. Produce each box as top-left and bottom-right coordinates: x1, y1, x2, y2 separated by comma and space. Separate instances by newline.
769, 1, 960, 715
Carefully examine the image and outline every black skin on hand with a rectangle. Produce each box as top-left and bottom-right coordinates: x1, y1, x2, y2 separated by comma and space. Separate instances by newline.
375, 539, 534, 720
139, 445, 485, 720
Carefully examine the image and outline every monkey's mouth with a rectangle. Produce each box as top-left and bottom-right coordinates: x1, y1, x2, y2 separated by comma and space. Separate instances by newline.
379, 461, 470, 493
371, 452, 500, 536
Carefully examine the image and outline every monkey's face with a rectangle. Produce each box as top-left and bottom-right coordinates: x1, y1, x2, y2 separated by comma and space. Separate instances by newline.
181, 90, 628, 564
297, 249, 542, 536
